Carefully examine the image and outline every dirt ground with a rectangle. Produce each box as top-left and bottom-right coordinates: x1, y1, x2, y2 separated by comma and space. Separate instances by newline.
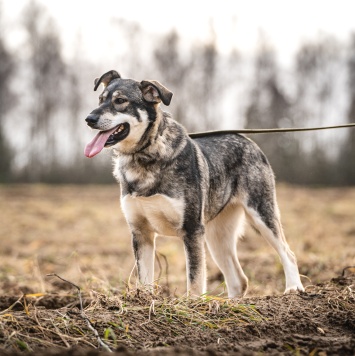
0, 184, 354, 355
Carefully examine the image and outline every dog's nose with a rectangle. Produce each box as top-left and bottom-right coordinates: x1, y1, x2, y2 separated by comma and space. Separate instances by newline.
85, 114, 99, 127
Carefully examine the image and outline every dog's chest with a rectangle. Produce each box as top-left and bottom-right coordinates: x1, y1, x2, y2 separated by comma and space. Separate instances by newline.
113, 155, 162, 193
121, 194, 185, 237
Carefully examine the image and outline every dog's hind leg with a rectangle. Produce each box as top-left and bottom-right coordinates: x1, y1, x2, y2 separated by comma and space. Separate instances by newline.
205, 204, 248, 298
243, 197, 304, 294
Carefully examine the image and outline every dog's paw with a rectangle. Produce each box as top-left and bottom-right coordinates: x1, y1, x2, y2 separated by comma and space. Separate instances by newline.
284, 285, 305, 294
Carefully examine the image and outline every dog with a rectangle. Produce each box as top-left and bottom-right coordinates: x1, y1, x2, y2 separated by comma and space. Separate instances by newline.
84, 70, 304, 297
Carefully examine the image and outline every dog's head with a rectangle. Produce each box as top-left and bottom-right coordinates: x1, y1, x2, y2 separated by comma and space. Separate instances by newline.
84, 70, 173, 158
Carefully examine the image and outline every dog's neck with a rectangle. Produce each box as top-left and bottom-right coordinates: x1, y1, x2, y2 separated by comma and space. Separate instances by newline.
113, 108, 187, 163
136, 107, 168, 153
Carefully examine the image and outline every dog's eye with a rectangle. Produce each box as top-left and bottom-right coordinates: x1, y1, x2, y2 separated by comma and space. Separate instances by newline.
114, 98, 127, 105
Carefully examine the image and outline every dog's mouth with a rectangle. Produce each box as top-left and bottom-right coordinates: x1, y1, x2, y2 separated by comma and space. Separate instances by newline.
84, 123, 130, 158
104, 123, 130, 147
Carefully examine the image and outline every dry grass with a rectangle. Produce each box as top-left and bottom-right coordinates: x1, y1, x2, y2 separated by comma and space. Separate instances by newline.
0, 184, 354, 354
0, 184, 354, 296
0, 276, 353, 354
0, 286, 263, 352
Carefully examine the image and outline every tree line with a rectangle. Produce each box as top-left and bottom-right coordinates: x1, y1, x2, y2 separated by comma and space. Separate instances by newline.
0, 1, 354, 185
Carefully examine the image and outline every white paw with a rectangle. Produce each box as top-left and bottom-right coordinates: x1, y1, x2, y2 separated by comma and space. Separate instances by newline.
284, 284, 305, 294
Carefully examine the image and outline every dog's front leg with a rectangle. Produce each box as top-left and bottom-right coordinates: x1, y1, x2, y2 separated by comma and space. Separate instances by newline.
131, 228, 155, 289
183, 229, 207, 297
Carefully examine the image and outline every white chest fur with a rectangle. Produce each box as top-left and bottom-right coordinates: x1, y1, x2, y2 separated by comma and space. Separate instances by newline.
121, 194, 185, 237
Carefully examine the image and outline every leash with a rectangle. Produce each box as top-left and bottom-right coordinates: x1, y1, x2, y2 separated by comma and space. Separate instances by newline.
189, 123, 355, 138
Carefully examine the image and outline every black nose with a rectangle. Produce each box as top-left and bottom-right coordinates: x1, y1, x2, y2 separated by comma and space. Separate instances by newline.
85, 114, 99, 127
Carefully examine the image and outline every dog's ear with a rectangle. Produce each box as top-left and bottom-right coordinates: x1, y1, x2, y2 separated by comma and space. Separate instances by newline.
140, 80, 173, 106
94, 70, 121, 91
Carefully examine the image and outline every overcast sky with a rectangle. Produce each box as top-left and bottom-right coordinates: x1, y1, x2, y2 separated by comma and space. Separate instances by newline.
2, 0, 355, 66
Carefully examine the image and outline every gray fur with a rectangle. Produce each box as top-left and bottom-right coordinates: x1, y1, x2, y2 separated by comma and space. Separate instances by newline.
85, 70, 304, 297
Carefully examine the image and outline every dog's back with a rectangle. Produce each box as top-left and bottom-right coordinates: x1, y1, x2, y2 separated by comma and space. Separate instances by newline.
192, 133, 276, 224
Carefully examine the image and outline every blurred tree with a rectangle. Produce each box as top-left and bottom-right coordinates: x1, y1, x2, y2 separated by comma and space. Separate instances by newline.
21, 0, 65, 181
294, 36, 342, 184
338, 33, 355, 185
117, 20, 146, 78
0, 5, 15, 182
244, 39, 300, 182
153, 30, 195, 129
295, 37, 339, 122
196, 28, 219, 130
153, 25, 221, 132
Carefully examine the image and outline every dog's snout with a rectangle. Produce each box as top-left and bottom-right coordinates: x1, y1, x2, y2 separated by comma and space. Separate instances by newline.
86, 114, 99, 127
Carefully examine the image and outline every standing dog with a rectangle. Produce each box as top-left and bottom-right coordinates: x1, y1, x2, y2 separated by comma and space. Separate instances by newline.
84, 70, 304, 297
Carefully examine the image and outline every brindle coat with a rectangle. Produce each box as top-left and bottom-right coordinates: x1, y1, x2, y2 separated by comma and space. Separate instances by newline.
85, 70, 304, 297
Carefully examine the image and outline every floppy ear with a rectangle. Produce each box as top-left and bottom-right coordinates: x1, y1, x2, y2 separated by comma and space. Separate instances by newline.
94, 70, 121, 91
140, 80, 173, 106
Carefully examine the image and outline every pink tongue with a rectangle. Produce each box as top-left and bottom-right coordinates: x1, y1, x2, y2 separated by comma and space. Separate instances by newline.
84, 127, 117, 158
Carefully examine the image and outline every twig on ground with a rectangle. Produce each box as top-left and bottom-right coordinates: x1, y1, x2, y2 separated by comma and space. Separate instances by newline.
127, 262, 137, 291
155, 251, 170, 293
46, 273, 112, 353
0, 295, 24, 315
